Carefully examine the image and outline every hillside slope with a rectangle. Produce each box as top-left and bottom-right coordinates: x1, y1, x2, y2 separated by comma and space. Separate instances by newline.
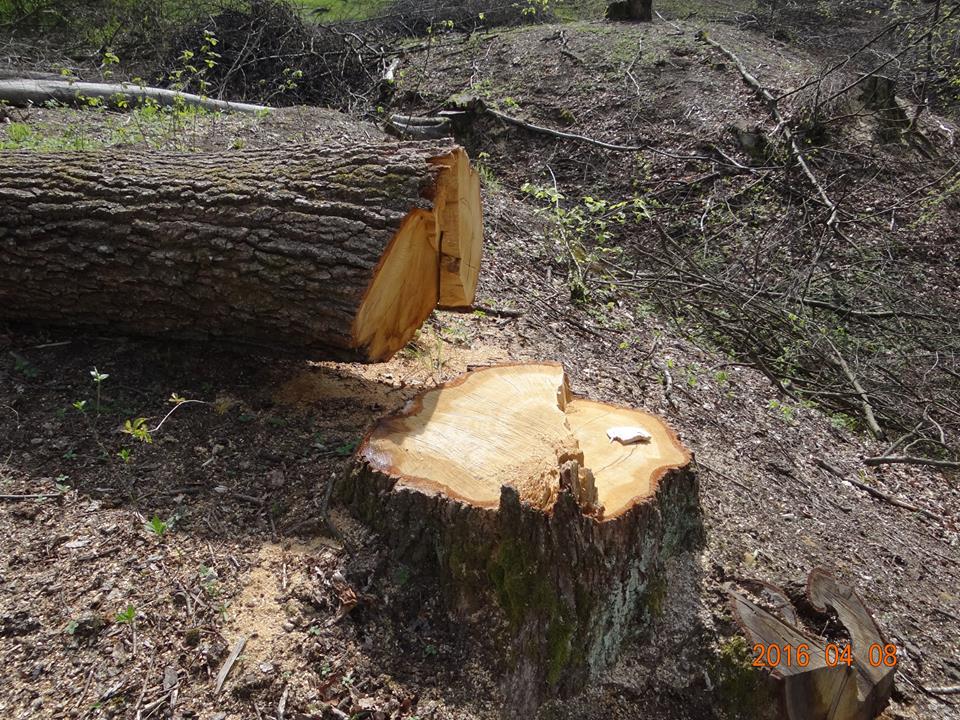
1, 13, 959, 720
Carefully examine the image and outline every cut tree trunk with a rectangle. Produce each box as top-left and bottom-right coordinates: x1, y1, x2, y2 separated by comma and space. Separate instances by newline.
337, 363, 703, 717
0, 141, 482, 361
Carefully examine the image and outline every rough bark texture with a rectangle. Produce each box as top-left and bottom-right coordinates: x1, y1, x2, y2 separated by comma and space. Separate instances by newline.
606, 0, 653, 21
0, 141, 480, 361
337, 387, 703, 717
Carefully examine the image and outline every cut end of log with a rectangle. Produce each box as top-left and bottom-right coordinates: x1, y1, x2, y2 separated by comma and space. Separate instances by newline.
352, 146, 483, 361
359, 363, 689, 517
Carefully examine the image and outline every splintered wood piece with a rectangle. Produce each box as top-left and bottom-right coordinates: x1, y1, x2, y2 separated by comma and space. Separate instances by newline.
806, 569, 895, 716
0, 142, 482, 362
431, 147, 483, 308
338, 363, 702, 718
729, 568, 894, 720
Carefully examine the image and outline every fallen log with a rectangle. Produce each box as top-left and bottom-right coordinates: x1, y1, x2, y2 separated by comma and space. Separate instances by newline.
0, 141, 482, 361
337, 363, 703, 717
0, 78, 269, 114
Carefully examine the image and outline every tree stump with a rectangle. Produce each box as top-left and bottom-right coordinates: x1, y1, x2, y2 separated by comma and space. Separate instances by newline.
606, 0, 653, 22
0, 141, 482, 361
337, 363, 703, 716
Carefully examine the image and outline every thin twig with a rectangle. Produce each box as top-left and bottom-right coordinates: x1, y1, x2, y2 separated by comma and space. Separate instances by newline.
0, 491, 63, 501
148, 399, 210, 435
825, 338, 885, 440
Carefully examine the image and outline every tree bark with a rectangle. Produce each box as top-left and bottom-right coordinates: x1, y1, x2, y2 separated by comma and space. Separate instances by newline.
0, 141, 482, 361
0, 78, 269, 114
336, 364, 703, 717
606, 0, 653, 21
631, 0, 653, 21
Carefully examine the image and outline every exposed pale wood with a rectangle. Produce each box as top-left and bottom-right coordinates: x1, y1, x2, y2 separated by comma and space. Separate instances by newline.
0, 78, 269, 114
432, 149, 483, 308
729, 568, 894, 720
0, 142, 483, 361
363, 363, 688, 517
338, 363, 702, 718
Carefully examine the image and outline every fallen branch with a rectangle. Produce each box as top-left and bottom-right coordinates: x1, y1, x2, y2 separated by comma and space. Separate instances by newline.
825, 338, 885, 440
0, 79, 269, 114
697, 32, 846, 236
214, 635, 248, 695
485, 105, 647, 151
846, 476, 942, 521
482, 104, 739, 165
655, 10, 684, 34
815, 459, 942, 521
864, 455, 960, 470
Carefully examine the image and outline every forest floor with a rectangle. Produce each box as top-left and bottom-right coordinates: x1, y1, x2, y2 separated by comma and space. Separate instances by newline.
2, 11, 960, 720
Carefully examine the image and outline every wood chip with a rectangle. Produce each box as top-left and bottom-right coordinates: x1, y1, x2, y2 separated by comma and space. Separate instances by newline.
214, 635, 248, 696
327, 572, 358, 626
606, 426, 652, 445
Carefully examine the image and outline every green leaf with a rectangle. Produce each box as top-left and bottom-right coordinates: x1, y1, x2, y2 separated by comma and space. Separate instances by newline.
146, 515, 168, 536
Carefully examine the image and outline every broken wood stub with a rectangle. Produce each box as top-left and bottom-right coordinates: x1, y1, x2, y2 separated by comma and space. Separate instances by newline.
337, 363, 703, 717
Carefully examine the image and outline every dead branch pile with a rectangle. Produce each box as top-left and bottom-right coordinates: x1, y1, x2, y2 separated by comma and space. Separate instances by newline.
165, 1, 381, 108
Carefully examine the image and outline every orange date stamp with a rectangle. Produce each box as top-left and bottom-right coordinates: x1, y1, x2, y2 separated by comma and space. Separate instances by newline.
752, 642, 898, 669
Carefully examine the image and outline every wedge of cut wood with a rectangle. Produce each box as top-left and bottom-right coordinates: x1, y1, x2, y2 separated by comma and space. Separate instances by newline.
337, 363, 702, 718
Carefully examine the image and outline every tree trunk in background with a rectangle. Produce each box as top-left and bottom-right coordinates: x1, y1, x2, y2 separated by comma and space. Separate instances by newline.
631, 0, 653, 21
0, 141, 482, 361
606, 0, 653, 21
